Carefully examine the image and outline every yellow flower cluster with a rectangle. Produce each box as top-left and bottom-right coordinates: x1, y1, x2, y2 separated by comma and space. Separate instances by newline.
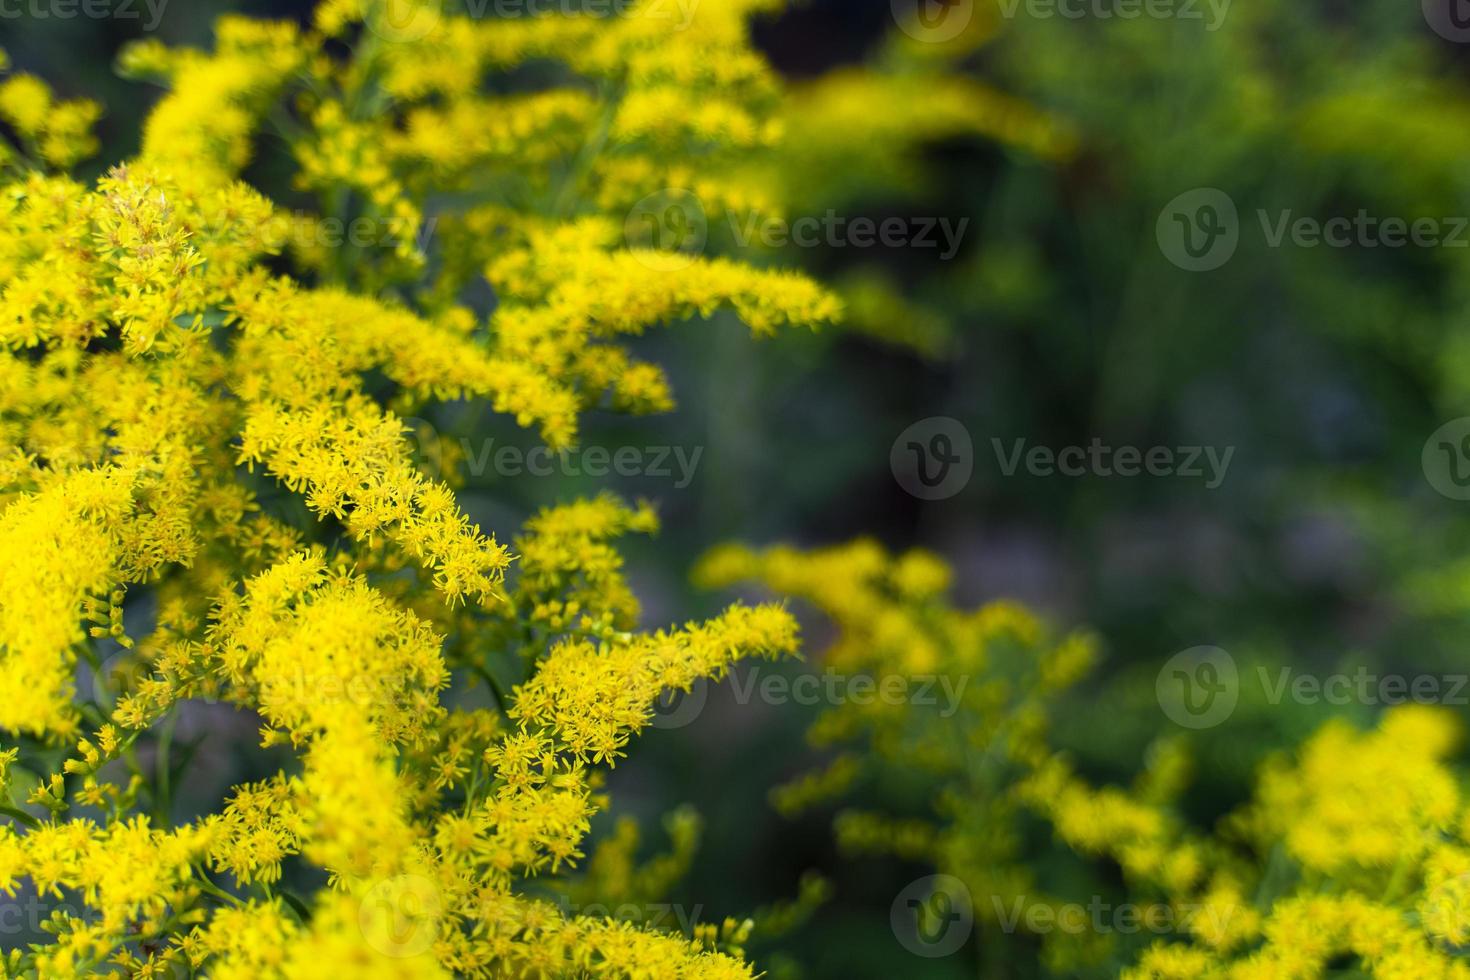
510, 603, 799, 765
697, 540, 1119, 968
0, 1, 836, 976
486, 219, 841, 425
1128, 707, 1470, 979
702, 540, 1470, 976
124, 18, 307, 185
0, 63, 100, 172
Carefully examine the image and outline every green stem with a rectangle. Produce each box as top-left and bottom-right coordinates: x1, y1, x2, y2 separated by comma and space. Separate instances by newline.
0, 805, 39, 829
196, 872, 245, 908
154, 711, 178, 828
1381, 852, 1413, 905
552, 80, 623, 218
471, 663, 509, 714
278, 889, 311, 922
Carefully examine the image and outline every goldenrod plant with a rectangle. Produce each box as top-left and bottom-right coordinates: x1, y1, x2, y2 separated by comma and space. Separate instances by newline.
701, 543, 1470, 977
9, 1, 1470, 978
0, 2, 839, 975
696, 540, 1114, 972
1121, 706, 1470, 979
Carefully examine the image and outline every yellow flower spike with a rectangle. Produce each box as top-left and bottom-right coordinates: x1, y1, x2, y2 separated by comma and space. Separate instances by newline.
0, 1, 860, 975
